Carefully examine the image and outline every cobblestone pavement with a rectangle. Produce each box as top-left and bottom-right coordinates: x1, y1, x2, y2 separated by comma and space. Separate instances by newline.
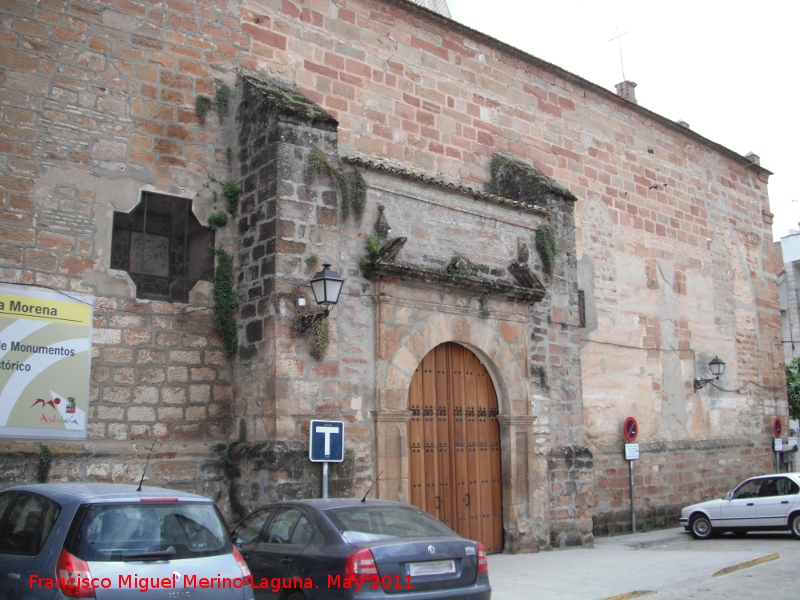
487, 528, 800, 599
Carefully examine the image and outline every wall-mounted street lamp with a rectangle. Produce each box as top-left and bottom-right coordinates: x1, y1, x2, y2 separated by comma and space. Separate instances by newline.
297, 263, 344, 333
693, 356, 726, 392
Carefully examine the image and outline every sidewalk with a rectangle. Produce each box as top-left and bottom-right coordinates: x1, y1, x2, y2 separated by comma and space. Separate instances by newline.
486, 528, 776, 599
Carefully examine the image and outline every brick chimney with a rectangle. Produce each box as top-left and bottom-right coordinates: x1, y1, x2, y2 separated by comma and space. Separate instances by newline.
745, 152, 760, 166
615, 80, 638, 104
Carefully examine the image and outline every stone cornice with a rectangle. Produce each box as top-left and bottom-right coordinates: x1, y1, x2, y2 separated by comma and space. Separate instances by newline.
363, 262, 546, 304
343, 155, 550, 215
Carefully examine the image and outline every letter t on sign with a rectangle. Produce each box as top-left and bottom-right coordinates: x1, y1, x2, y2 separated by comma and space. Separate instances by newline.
315, 425, 339, 457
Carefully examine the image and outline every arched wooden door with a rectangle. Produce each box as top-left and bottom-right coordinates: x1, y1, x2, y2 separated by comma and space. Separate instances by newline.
408, 342, 503, 553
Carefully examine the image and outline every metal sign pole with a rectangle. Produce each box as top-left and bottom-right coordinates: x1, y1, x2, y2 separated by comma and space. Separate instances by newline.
322, 461, 329, 499
629, 459, 636, 534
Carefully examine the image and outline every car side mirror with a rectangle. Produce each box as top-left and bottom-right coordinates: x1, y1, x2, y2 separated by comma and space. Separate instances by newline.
725, 492, 734, 501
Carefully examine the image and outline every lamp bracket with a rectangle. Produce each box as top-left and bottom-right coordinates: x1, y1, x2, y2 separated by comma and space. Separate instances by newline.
693, 377, 716, 392
297, 308, 330, 334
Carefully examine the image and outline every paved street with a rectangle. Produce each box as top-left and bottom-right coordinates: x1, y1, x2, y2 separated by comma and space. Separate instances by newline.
488, 528, 800, 599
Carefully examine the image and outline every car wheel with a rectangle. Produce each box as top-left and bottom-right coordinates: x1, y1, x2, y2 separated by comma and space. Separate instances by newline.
791, 513, 800, 540
690, 515, 713, 539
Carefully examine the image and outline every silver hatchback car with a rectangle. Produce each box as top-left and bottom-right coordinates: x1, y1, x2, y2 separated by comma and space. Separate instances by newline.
0, 483, 254, 600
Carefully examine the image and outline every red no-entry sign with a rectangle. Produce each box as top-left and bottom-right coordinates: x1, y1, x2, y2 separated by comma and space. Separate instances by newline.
773, 418, 782, 437
623, 417, 638, 442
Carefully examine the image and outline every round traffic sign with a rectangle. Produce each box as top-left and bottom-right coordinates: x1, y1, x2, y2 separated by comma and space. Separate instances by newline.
623, 417, 638, 442
773, 418, 782, 437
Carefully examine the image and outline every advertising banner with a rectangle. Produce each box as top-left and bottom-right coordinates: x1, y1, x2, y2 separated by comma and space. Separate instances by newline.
0, 284, 93, 439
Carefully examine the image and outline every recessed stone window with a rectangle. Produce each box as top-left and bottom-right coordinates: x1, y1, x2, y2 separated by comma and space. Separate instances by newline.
111, 192, 214, 302
578, 290, 586, 328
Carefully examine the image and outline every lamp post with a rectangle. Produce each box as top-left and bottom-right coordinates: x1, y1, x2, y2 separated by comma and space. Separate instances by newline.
693, 356, 726, 392
297, 263, 344, 333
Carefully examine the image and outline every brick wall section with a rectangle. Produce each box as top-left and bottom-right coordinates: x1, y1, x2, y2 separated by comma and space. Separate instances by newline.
0, 0, 250, 448
592, 440, 772, 536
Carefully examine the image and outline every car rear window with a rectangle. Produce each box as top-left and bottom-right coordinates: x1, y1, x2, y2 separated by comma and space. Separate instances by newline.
66, 502, 231, 561
324, 506, 456, 543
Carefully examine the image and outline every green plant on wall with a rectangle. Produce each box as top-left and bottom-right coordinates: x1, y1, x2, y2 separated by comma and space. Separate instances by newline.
213, 78, 230, 116
366, 234, 381, 258
36, 445, 52, 483
305, 149, 337, 186
290, 301, 330, 360
208, 211, 228, 230
304, 150, 366, 222
338, 169, 367, 221
195, 95, 213, 124
195, 79, 231, 125
222, 180, 241, 216
275, 287, 330, 361
213, 250, 238, 358
360, 234, 382, 272
536, 224, 557, 275
531, 364, 549, 388
208, 176, 241, 218
309, 319, 329, 360
788, 356, 800, 421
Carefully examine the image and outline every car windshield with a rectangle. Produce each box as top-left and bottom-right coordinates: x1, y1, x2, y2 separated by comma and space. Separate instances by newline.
324, 505, 456, 543
67, 502, 231, 561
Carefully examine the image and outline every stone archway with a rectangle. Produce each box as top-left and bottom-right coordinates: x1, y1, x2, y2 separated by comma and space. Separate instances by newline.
372, 307, 541, 552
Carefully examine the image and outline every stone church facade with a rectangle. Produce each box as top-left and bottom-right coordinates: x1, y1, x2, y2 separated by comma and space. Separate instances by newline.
0, 0, 785, 551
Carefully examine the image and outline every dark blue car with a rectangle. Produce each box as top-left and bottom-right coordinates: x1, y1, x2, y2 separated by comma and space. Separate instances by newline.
231, 499, 491, 600
0, 483, 254, 600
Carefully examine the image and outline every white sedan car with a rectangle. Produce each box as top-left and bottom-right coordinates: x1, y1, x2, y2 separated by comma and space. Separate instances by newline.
680, 473, 800, 539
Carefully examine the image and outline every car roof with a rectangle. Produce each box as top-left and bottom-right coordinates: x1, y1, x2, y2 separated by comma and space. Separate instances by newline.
2, 483, 213, 504
743, 473, 800, 484
272, 498, 415, 510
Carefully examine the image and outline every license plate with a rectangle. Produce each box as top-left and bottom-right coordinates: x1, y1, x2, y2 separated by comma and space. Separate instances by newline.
405, 560, 456, 577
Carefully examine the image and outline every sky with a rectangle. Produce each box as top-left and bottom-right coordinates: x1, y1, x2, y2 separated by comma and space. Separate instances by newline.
447, 0, 800, 242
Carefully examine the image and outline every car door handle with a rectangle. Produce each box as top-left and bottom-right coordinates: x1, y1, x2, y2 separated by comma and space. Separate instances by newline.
7, 573, 20, 580
781, 501, 789, 504
747, 502, 754, 506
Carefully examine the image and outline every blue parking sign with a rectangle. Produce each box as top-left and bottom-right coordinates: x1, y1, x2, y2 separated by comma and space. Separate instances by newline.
309, 420, 344, 462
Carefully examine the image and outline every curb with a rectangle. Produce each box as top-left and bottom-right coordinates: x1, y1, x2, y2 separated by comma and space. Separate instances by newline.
712, 552, 779, 577
626, 534, 686, 549
602, 591, 656, 600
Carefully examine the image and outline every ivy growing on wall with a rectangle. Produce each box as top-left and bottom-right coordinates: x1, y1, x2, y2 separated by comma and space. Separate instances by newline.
536, 224, 557, 275
304, 149, 366, 222
36, 445, 52, 483
273, 287, 330, 360
531, 364, 549, 388
308, 319, 329, 360
213, 250, 238, 357
195, 79, 231, 125
338, 169, 367, 221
